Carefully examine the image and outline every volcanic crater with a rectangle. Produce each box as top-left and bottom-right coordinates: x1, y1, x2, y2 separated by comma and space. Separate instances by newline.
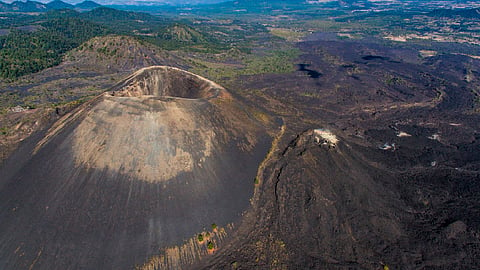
0, 66, 272, 269
110, 66, 220, 99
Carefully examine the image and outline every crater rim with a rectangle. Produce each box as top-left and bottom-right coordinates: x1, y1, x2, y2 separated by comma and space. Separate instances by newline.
108, 66, 224, 100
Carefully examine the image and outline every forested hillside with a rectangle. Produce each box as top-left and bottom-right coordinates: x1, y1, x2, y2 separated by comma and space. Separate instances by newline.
0, 17, 110, 79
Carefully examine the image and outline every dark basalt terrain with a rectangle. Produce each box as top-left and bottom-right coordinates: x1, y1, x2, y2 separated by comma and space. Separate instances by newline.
0, 66, 272, 269
195, 36, 480, 269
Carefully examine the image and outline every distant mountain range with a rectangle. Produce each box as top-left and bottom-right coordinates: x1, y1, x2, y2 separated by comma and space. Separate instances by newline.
2, 0, 480, 15
0, 0, 101, 12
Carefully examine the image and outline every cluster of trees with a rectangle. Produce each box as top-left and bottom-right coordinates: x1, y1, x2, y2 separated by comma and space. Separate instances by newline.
0, 17, 109, 79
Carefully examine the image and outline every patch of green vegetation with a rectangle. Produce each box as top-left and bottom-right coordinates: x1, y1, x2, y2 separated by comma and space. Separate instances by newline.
50, 95, 93, 108
269, 28, 305, 41
211, 223, 217, 230
96, 46, 118, 56
242, 49, 300, 75
0, 126, 9, 135
207, 241, 214, 250
197, 234, 204, 242
0, 17, 110, 79
0, 13, 40, 29
300, 92, 319, 98
143, 23, 221, 52
305, 20, 351, 32
254, 177, 259, 185
385, 75, 406, 86
190, 48, 300, 83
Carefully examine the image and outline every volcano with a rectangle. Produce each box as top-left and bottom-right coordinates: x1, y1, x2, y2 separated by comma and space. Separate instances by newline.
0, 66, 272, 269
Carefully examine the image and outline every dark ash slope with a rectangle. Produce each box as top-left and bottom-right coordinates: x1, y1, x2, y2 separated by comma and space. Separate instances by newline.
0, 66, 272, 269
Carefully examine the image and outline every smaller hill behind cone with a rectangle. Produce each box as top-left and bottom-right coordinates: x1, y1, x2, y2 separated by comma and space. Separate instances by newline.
162, 24, 206, 43
64, 35, 185, 73
75, 0, 101, 11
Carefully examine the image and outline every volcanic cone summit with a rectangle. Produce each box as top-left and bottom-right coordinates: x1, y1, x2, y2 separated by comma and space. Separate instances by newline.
63, 66, 234, 183
110, 66, 221, 99
0, 66, 272, 269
